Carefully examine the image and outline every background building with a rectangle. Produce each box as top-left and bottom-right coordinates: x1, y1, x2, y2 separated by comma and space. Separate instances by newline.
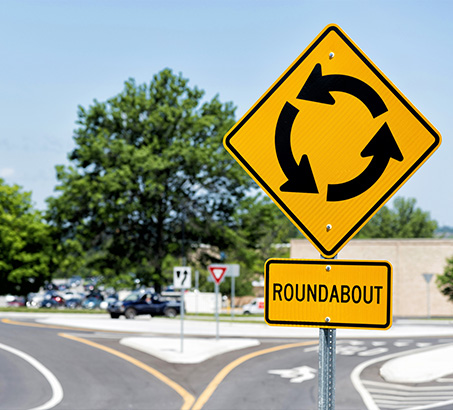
290, 239, 453, 317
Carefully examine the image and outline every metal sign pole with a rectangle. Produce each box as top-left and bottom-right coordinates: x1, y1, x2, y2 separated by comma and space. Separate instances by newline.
422, 273, 434, 319
180, 289, 185, 353
215, 282, 219, 340
231, 275, 235, 320
173, 266, 191, 354
318, 328, 336, 409
426, 281, 431, 319
195, 270, 199, 314
319, 254, 337, 410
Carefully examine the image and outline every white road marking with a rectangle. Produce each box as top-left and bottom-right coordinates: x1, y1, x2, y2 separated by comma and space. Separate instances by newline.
364, 380, 453, 392
268, 365, 317, 383
416, 343, 432, 348
394, 340, 413, 347
358, 347, 389, 357
336, 345, 368, 355
351, 343, 453, 410
349, 340, 366, 346
0, 342, 63, 410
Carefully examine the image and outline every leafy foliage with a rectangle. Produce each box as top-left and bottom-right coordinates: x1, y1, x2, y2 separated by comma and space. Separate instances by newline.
0, 180, 54, 295
357, 197, 437, 238
46, 69, 254, 289
437, 256, 453, 302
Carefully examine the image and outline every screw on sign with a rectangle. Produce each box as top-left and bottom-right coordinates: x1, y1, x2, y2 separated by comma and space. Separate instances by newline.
223, 24, 441, 258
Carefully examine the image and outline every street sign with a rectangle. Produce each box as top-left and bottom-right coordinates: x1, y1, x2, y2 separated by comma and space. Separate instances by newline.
207, 264, 240, 280
265, 259, 392, 330
173, 266, 192, 289
422, 273, 434, 284
208, 265, 228, 285
224, 24, 441, 258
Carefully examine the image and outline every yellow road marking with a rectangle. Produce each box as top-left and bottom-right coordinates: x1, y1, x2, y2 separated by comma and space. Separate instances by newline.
1, 318, 135, 333
2, 318, 88, 331
3, 317, 318, 410
59, 333, 195, 410
192, 340, 318, 409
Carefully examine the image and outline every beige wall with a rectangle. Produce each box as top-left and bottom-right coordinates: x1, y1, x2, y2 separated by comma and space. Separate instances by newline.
290, 238, 453, 317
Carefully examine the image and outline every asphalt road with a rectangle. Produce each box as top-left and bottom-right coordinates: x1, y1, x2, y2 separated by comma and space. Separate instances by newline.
1, 315, 453, 410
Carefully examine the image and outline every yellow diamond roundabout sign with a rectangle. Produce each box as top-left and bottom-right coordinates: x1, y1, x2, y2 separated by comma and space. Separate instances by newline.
224, 24, 441, 257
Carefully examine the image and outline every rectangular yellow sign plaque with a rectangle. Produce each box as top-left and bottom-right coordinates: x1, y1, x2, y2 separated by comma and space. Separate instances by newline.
265, 258, 392, 330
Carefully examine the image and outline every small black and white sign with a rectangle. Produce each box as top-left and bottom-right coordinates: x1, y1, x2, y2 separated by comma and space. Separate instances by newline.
173, 266, 192, 289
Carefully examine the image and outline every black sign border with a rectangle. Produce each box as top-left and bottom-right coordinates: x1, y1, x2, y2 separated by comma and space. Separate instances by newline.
264, 259, 392, 329
224, 25, 441, 257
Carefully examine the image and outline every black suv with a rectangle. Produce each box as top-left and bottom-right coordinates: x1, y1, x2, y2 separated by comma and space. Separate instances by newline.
107, 291, 180, 319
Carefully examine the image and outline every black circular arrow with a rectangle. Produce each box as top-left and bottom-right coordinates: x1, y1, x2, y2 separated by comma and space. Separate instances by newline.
298, 63, 388, 118
275, 101, 318, 194
326, 122, 403, 201
275, 63, 403, 201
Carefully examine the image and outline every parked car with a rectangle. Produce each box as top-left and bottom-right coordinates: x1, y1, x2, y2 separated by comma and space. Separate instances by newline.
108, 291, 180, 319
26, 293, 44, 308
82, 297, 103, 309
68, 275, 82, 288
65, 298, 83, 309
43, 282, 59, 291
60, 290, 84, 302
241, 297, 265, 315
100, 295, 118, 310
6, 295, 25, 307
40, 291, 65, 308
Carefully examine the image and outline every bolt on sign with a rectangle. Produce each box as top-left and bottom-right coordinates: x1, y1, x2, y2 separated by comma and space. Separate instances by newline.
223, 24, 441, 258
265, 259, 392, 330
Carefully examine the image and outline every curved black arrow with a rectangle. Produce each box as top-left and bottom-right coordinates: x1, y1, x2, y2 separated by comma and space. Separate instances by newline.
326, 122, 403, 202
298, 63, 388, 118
275, 102, 319, 193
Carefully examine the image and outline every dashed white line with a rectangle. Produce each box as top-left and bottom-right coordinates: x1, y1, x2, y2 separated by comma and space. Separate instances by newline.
0, 342, 63, 410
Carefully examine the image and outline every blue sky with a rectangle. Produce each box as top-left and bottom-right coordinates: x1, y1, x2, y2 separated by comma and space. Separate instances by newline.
1, 1, 452, 226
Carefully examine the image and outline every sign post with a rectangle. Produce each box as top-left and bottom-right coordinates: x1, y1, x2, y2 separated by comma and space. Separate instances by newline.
319, 327, 336, 410
173, 266, 192, 353
208, 265, 227, 340
318, 256, 336, 410
422, 273, 435, 319
223, 24, 441, 410
208, 264, 240, 319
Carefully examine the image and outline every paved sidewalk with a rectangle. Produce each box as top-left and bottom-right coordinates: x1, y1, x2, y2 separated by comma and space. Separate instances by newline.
33, 314, 453, 339
2, 312, 453, 340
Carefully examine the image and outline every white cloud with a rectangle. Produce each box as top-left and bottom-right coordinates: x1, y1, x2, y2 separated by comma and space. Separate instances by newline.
0, 168, 15, 178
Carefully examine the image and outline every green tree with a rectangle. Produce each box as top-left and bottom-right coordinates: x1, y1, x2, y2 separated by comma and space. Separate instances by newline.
357, 197, 437, 238
46, 69, 253, 289
0, 180, 54, 295
437, 257, 453, 302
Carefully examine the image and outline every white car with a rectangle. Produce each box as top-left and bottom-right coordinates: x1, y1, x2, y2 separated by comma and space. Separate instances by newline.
60, 291, 84, 301
241, 297, 264, 315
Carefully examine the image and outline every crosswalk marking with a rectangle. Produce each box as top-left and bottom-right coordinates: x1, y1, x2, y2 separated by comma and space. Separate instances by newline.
362, 379, 453, 409
363, 380, 453, 392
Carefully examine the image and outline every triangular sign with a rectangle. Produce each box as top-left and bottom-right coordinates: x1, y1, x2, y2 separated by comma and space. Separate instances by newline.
208, 266, 227, 284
